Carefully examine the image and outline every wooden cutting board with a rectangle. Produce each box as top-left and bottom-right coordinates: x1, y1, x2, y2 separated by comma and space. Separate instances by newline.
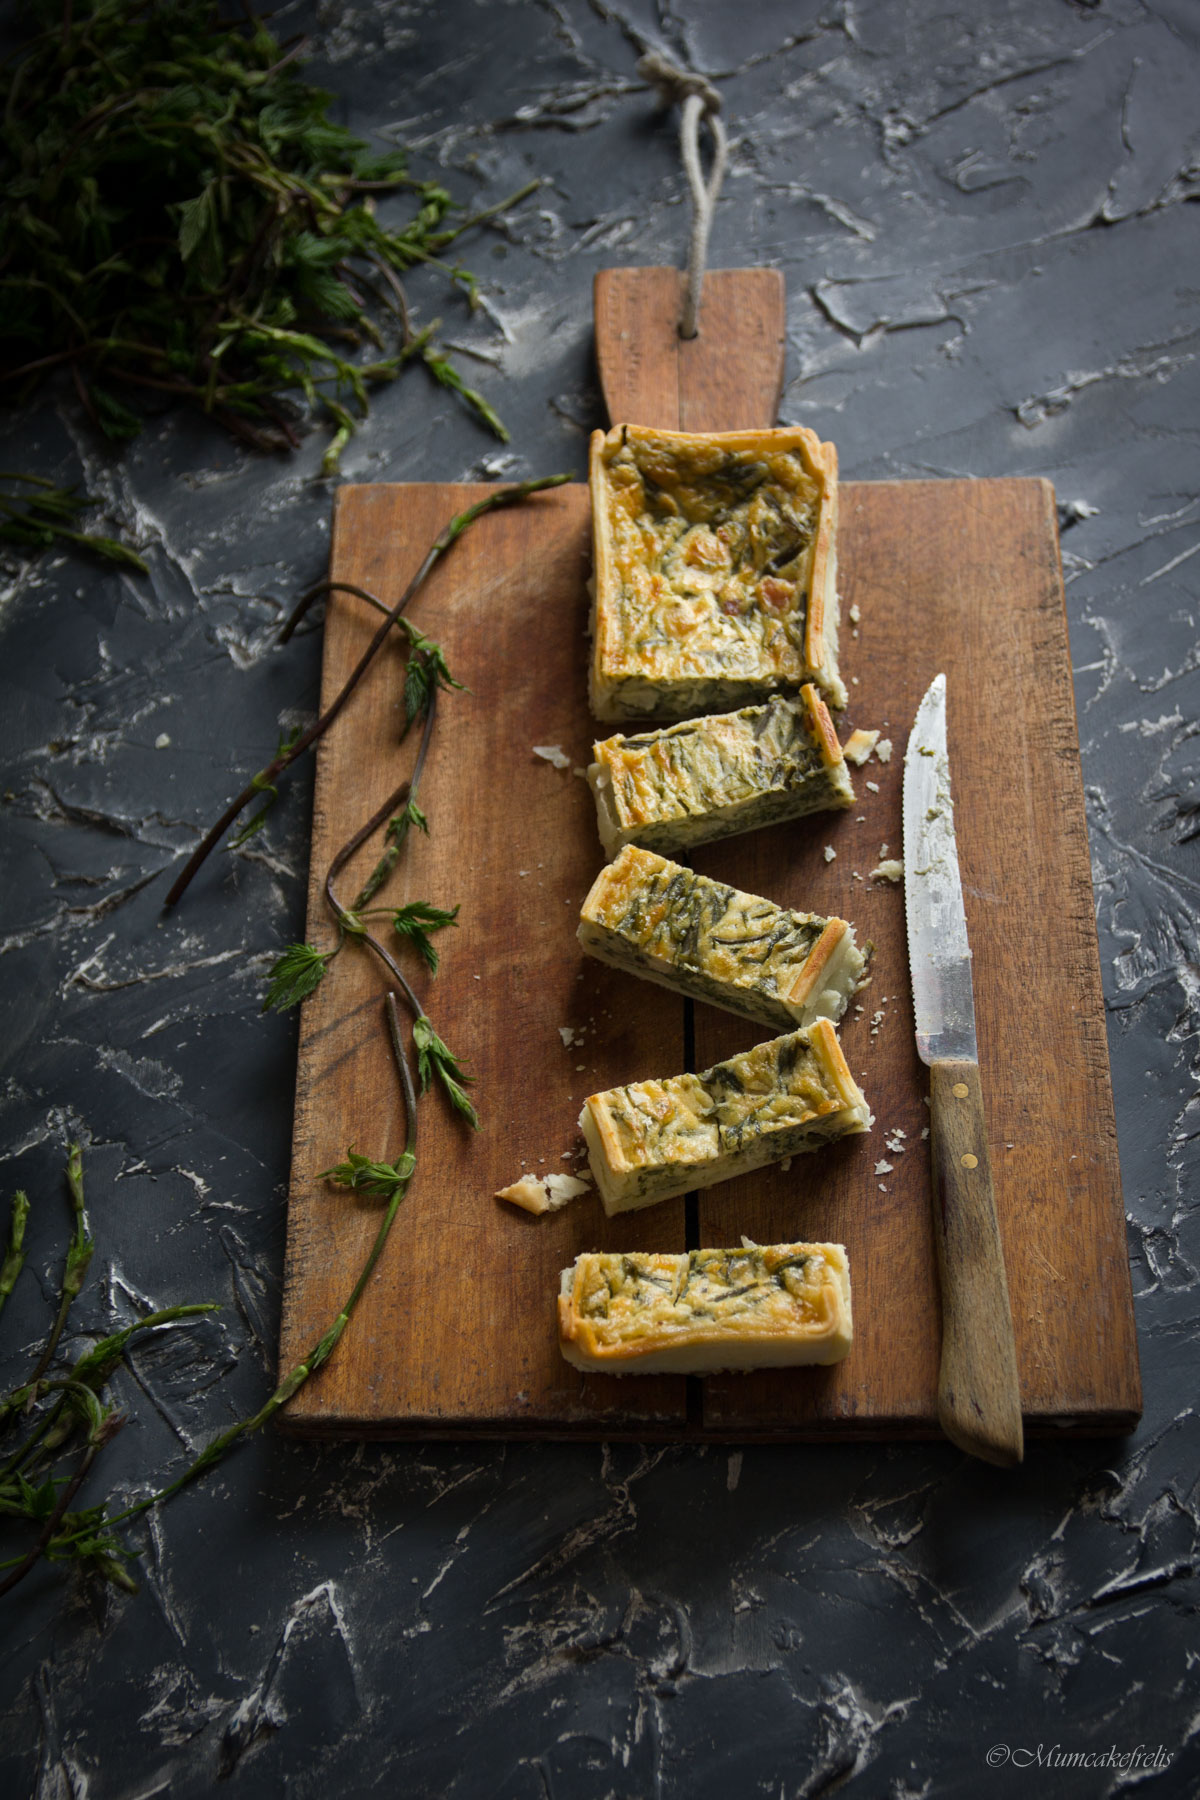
277, 270, 1141, 1439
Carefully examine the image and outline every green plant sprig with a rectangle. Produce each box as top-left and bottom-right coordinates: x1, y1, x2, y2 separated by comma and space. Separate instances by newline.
0, 1192, 29, 1322
1, 1, 538, 462
0, 1153, 222, 1595
164, 474, 568, 909
1, 1020, 418, 1593
0, 473, 150, 574
384, 901, 460, 973
316, 737, 480, 1129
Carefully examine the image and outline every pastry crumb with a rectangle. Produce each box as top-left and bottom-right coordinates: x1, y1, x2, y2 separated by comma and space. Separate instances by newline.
875, 738, 893, 763
874, 1159, 893, 1175
823, 845, 837, 862
843, 729, 879, 767
869, 859, 904, 883
532, 744, 570, 770
865, 780, 880, 793
497, 1171, 592, 1215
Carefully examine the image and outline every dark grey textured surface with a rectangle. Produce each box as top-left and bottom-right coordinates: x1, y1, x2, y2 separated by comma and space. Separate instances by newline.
2, 1, 1198, 1794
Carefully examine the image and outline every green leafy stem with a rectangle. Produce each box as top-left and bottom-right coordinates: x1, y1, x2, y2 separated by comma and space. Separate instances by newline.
163, 474, 567, 909
0, 1014, 418, 1596
0, 0, 541, 463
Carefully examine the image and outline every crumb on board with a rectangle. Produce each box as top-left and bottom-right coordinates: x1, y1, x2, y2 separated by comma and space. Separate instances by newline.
869, 859, 904, 883
558, 1025, 577, 1048
497, 1171, 592, 1215
532, 744, 570, 770
843, 729, 879, 766
875, 738, 893, 763
875, 1160, 893, 1175
865, 780, 880, 793
823, 844, 837, 862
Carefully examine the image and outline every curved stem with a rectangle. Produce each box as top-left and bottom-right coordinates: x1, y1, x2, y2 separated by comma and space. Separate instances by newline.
163, 474, 568, 910
277, 578, 391, 644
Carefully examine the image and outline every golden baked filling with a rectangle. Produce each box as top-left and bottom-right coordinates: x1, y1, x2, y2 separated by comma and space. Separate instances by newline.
588, 685, 854, 857
579, 1017, 871, 1216
578, 844, 865, 1033
589, 424, 843, 722
558, 1242, 853, 1373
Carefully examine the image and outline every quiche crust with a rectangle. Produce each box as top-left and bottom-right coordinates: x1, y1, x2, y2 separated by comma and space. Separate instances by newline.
558, 1241, 853, 1374
578, 844, 865, 1033
589, 423, 843, 723
579, 1017, 871, 1216
587, 684, 854, 858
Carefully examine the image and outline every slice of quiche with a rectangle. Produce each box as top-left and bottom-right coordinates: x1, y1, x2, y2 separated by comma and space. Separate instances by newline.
558, 1241, 853, 1374
578, 844, 865, 1033
579, 1018, 871, 1216
588, 685, 855, 858
589, 423, 843, 723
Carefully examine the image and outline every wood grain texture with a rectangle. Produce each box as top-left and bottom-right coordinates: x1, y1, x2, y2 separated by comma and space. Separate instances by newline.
279, 482, 687, 1434
594, 268, 786, 433
694, 478, 1141, 1438
928, 1058, 1024, 1467
278, 477, 1142, 1439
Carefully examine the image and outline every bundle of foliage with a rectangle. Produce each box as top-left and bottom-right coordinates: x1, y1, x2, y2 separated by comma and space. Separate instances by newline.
0, 0, 520, 469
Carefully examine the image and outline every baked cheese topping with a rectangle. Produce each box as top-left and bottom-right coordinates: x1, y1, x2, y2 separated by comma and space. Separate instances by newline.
580, 1018, 870, 1215
590, 424, 843, 722
558, 1242, 853, 1373
588, 686, 855, 857
579, 844, 865, 1032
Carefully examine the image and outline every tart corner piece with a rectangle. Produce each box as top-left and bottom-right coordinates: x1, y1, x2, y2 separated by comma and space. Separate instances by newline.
588, 424, 845, 723
557, 1241, 853, 1374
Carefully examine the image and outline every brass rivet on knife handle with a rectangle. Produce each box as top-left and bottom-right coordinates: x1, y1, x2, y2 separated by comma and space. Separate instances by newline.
929, 1059, 1024, 1467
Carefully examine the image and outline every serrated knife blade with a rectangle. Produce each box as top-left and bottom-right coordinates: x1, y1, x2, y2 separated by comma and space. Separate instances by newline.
903, 674, 1024, 1467
903, 673, 977, 1063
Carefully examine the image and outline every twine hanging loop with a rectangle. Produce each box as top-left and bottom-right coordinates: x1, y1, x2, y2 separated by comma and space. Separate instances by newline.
637, 52, 728, 339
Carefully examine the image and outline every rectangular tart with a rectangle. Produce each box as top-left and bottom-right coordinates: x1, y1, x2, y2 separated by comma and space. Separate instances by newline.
579, 1018, 871, 1216
558, 1242, 853, 1374
578, 844, 865, 1032
589, 423, 842, 723
587, 685, 854, 858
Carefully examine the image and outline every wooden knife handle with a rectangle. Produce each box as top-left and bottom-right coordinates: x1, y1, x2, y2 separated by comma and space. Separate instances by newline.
929, 1058, 1024, 1466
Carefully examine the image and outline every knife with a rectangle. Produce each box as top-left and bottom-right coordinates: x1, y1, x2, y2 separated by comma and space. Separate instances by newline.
903, 674, 1024, 1466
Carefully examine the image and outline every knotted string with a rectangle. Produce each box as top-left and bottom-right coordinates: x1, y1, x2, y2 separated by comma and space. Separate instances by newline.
637, 52, 728, 339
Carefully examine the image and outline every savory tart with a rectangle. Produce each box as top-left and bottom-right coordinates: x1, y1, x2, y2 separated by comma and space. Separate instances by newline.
587, 685, 854, 857
578, 844, 865, 1032
579, 1018, 871, 1216
558, 1241, 853, 1374
589, 423, 843, 722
